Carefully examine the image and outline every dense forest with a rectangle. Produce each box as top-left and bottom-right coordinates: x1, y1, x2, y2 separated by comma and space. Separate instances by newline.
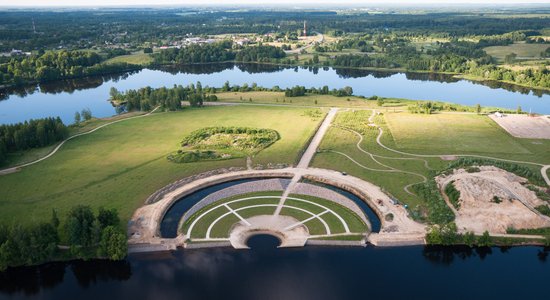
152, 43, 285, 65
1, 9, 549, 52
152, 41, 235, 65
0, 117, 68, 164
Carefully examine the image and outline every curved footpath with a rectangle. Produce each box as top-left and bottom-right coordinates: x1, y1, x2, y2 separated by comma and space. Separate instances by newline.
0, 106, 160, 175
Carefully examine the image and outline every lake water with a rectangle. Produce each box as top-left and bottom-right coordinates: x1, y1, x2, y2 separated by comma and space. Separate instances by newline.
1, 63, 549, 125
1, 245, 549, 300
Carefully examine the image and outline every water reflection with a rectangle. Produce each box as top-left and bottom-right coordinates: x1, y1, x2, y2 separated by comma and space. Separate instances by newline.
0, 259, 131, 296
1, 63, 550, 125
0, 71, 138, 101
1, 245, 549, 299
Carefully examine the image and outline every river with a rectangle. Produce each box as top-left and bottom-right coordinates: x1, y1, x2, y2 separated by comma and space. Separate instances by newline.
1, 63, 549, 125
1, 243, 549, 300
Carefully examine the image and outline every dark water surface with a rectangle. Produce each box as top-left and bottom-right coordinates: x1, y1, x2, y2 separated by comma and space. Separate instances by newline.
1, 245, 549, 300
1, 64, 549, 125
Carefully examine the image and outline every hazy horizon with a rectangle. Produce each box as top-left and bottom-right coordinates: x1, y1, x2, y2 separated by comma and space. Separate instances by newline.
2, 0, 550, 8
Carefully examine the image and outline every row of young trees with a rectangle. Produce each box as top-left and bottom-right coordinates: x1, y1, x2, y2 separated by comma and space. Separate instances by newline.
0, 117, 68, 164
284, 85, 353, 97
109, 82, 217, 112
0, 205, 127, 271
0, 50, 140, 86
426, 222, 492, 247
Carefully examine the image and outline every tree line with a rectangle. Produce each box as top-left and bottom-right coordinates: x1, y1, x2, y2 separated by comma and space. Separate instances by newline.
0, 205, 127, 271
284, 85, 353, 97
0, 50, 140, 86
0, 117, 68, 164
109, 82, 217, 112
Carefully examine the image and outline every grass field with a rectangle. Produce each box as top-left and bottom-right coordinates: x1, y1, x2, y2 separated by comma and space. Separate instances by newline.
384, 112, 530, 154
181, 191, 367, 239
312, 109, 550, 217
104, 52, 153, 66
0, 106, 320, 227
216, 91, 380, 108
484, 43, 550, 61
2, 111, 147, 169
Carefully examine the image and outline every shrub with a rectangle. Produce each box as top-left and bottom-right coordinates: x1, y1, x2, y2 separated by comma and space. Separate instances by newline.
411, 179, 455, 225
444, 181, 461, 209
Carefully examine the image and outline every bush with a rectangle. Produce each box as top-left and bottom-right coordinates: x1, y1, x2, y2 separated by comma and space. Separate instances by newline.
411, 179, 455, 225
444, 181, 461, 209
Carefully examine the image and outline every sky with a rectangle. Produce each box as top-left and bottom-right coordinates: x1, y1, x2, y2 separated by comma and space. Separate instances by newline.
1, 0, 549, 7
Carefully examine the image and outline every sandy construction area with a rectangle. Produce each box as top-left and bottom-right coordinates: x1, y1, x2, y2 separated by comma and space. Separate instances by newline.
437, 166, 550, 234
490, 113, 550, 139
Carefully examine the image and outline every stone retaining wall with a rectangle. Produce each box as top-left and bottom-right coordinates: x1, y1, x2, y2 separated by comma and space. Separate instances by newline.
306, 239, 366, 247
185, 241, 232, 249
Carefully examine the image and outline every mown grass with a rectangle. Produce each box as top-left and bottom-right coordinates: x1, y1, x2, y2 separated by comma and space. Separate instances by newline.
216, 92, 380, 108
384, 112, 530, 155
484, 43, 549, 61
181, 191, 368, 239
0, 106, 320, 226
181, 191, 280, 238
104, 52, 153, 66
286, 194, 368, 233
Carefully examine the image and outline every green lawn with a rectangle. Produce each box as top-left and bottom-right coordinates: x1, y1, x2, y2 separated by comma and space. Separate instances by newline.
0, 106, 320, 226
104, 52, 153, 66
216, 92, 379, 108
384, 112, 530, 155
484, 43, 549, 61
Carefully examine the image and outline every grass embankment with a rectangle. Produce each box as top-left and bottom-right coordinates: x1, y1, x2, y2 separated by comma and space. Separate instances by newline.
312, 109, 550, 222
0, 106, 320, 227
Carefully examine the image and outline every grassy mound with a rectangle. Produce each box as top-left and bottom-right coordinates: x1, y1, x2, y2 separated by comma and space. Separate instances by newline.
168, 126, 279, 163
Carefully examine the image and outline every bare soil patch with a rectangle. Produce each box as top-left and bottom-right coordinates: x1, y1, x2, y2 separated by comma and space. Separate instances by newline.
436, 166, 550, 233
490, 113, 550, 139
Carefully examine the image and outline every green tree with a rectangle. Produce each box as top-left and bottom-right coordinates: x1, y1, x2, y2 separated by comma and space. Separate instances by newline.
516, 105, 522, 114
51, 209, 60, 229
463, 231, 476, 247
98, 226, 127, 260
74, 111, 81, 125
65, 205, 95, 247
478, 231, 491, 247
475, 103, 481, 114
81, 108, 92, 121
97, 207, 120, 229
313, 54, 319, 64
